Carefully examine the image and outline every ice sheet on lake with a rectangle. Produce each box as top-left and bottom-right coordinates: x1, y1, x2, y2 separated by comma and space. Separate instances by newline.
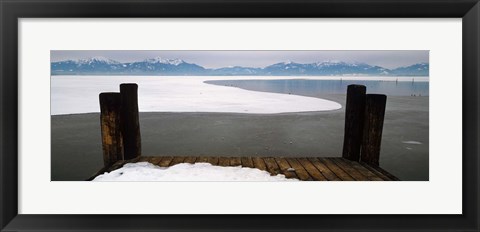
51, 76, 342, 115
92, 162, 298, 181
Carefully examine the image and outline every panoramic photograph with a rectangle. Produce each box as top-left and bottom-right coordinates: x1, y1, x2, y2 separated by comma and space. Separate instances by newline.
51, 50, 429, 181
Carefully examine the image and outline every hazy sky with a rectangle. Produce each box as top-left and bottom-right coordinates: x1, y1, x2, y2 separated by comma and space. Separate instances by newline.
51, 50, 428, 69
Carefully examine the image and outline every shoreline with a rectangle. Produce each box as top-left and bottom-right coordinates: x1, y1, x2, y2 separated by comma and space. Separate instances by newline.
52, 75, 430, 82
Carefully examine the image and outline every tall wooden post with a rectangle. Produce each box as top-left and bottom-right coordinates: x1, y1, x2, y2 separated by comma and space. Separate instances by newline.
342, 85, 366, 161
120, 83, 141, 160
361, 94, 387, 166
99, 93, 123, 167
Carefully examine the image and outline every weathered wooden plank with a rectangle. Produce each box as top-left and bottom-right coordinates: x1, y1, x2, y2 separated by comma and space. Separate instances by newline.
374, 166, 400, 181
125, 156, 141, 164
157, 156, 174, 167
358, 162, 392, 180
183, 156, 197, 164
331, 158, 369, 181
137, 156, 150, 162
195, 156, 209, 163
274, 158, 299, 179
252, 157, 267, 171
360, 162, 399, 181
319, 158, 355, 181
241, 157, 254, 168
343, 159, 384, 181
286, 158, 312, 181
263, 157, 281, 175
148, 156, 163, 165
218, 157, 230, 166
206, 157, 219, 165
297, 158, 327, 181
170, 156, 186, 166
229, 157, 242, 166
107, 160, 127, 172
307, 158, 341, 181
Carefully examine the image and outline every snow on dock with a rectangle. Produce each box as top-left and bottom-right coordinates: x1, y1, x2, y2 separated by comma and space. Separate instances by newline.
89, 156, 399, 181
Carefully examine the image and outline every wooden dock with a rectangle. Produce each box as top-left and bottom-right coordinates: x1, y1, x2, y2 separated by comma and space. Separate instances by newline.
88, 156, 398, 181
90, 83, 399, 181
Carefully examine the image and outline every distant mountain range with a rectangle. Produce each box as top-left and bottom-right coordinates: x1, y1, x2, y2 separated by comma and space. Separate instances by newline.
51, 57, 429, 76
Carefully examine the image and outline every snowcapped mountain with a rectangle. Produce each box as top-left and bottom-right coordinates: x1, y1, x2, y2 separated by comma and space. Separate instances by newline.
211, 66, 263, 76
77, 57, 121, 65
263, 61, 391, 76
143, 57, 185, 66
51, 57, 428, 76
125, 57, 205, 75
263, 61, 307, 75
52, 57, 205, 75
51, 57, 125, 75
391, 63, 429, 76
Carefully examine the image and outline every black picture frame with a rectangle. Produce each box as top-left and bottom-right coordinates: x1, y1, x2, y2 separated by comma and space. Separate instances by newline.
1, 0, 479, 231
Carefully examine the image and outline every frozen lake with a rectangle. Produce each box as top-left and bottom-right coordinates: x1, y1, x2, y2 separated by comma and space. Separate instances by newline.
51, 76, 344, 115
51, 76, 428, 115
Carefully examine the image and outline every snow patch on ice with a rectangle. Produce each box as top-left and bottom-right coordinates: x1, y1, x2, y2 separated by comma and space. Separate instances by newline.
92, 162, 298, 181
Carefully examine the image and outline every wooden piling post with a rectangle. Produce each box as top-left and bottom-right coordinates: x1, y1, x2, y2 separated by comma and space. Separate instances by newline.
361, 94, 387, 166
342, 85, 366, 161
99, 93, 123, 167
120, 83, 141, 160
